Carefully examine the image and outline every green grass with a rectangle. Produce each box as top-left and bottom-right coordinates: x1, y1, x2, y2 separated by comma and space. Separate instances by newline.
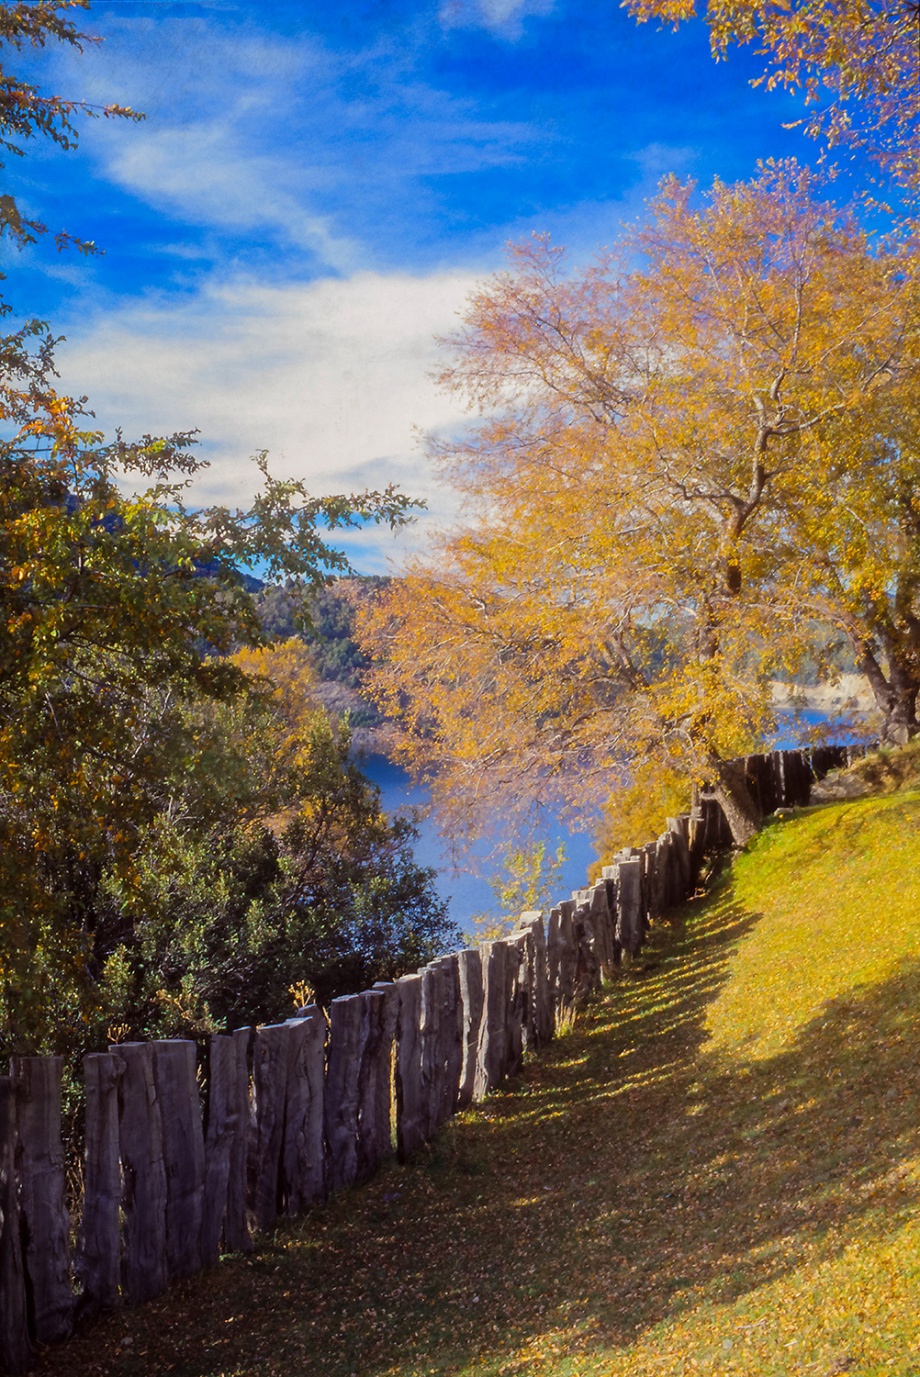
39, 786, 920, 1376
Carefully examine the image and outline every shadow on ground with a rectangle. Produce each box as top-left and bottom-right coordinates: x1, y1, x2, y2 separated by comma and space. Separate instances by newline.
38, 884, 920, 1377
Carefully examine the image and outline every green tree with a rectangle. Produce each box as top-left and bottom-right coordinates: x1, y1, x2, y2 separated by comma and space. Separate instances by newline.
90, 696, 456, 1044
0, 3, 428, 1050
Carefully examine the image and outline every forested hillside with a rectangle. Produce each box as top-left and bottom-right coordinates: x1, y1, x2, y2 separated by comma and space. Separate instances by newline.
256, 578, 392, 745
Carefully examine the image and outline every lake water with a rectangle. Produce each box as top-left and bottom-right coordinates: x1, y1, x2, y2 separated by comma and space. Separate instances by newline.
359, 753, 599, 937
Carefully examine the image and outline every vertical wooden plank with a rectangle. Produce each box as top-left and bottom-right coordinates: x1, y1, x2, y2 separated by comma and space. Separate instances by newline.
666, 818, 691, 899
356, 986, 397, 1182
369, 982, 400, 1160
250, 1023, 291, 1230
0, 1076, 32, 1375
10, 1056, 73, 1345
282, 1008, 327, 1214
325, 993, 369, 1193
394, 974, 424, 1161
113, 1042, 168, 1305
603, 870, 623, 965
649, 833, 669, 918
641, 843, 657, 929
225, 1027, 252, 1255
616, 858, 643, 957
504, 936, 526, 1079
437, 956, 464, 1128
571, 895, 599, 999
529, 912, 553, 1045
474, 940, 509, 1100
557, 900, 577, 1005
456, 949, 484, 1109
513, 920, 538, 1053
546, 906, 562, 1013
77, 1053, 123, 1315
419, 964, 444, 1139
353, 990, 385, 1181
152, 1041, 204, 1280
201, 1034, 236, 1267
585, 886, 612, 982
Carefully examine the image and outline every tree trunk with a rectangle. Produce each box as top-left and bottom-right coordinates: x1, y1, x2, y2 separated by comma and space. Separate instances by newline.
709, 756, 762, 847
854, 641, 919, 746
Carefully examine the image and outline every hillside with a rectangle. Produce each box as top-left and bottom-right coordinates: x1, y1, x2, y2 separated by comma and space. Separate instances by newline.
40, 769, 920, 1376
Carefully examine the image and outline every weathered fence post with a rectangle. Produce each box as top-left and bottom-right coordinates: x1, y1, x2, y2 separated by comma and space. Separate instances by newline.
152, 1041, 204, 1281
666, 818, 691, 899
518, 911, 553, 1045
513, 918, 538, 1053
0, 1076, 31, 1375
557, 901, 577, 1006
546, 905, 562, 1012
10, 1056, 73, 1345
474, 940, 509, 1099
395, 973, 425, 1160
282, 1009, 327, 1213
616, 857, 644, 957
113, 1042, 168, 1305
201, 1029, 251, 1265
504, 935, 526, 1079
77, 1052, 123, 1314
251, 1022, 292, 1230
325, 993, 370, 1193
571, 893, 600, 999
457, 949, 484, 1108
356, 987, 396, 1182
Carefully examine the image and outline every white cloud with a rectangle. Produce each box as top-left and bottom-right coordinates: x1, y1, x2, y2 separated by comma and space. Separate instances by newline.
106, 123, 361, 271
54, 268, 480, 521
439, 0, 555, 38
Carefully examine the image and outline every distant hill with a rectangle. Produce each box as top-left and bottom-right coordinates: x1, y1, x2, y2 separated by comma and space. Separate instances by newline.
255, 577, 395, 752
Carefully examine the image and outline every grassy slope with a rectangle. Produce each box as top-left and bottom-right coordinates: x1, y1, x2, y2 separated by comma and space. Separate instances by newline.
41, 784, 920, 1377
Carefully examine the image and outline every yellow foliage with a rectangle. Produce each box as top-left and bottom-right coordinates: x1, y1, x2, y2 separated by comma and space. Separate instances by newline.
592, 763, 691, 873
625, 0, 920, 195
359, 162, 920, 841
229, 639, 320, 734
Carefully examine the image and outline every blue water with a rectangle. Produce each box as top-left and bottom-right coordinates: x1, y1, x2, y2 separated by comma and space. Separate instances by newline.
359, 753, 598, 936
362, 710, 866, 937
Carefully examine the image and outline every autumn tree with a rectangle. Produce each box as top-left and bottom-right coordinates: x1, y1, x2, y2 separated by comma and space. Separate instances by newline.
359, 163, 920, 846
0, 2, 433, 1049
625, 0, 920, 189
782, 378, 920, 741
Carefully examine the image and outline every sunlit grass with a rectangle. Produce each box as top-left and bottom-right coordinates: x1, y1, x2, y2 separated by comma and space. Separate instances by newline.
39, 776, 920, 1377
703, 789, 920, 1061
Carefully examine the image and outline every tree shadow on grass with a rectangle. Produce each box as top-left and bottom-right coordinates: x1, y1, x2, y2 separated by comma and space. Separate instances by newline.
37, 888, 920, 1377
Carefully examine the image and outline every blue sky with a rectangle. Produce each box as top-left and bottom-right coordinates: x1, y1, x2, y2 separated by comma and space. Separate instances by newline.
11, 0, 825, 568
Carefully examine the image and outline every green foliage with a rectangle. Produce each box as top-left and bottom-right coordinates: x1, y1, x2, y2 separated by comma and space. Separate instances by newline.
100, 707, 456, 1033
1, 648, 457, 1057
471, 840, 567, 940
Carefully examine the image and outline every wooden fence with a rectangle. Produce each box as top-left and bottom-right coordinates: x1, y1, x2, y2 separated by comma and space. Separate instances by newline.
0, 743, 864, 1372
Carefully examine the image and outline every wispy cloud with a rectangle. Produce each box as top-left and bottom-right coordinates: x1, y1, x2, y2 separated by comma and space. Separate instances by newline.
45, 16, 541, 275
55, 268, 478, 517
439, 0, 555, 39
